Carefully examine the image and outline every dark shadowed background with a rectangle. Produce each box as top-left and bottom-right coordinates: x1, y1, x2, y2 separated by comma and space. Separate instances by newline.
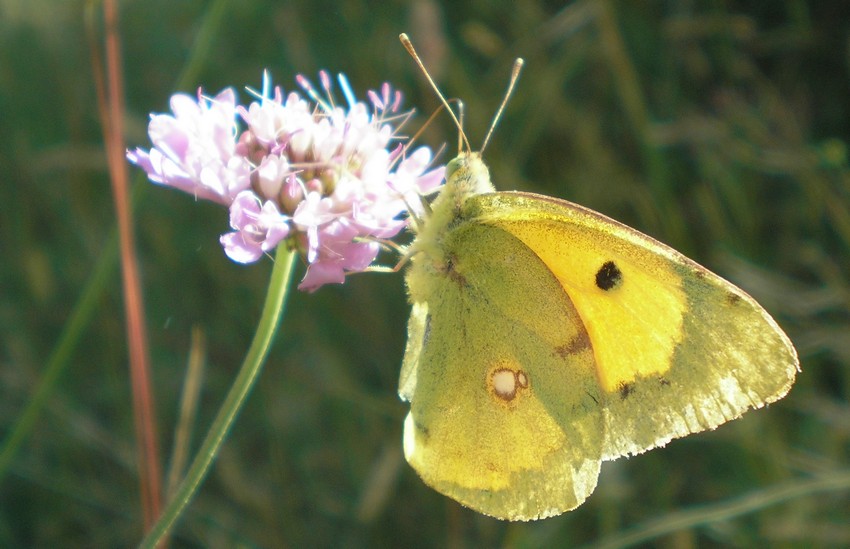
1, 0, 848, 547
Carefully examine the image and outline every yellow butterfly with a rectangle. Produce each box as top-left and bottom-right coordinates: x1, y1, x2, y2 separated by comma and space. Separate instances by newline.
397, 35, 799, 521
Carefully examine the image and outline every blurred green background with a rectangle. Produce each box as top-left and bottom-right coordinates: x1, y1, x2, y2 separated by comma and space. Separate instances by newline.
2, 0, 848, 547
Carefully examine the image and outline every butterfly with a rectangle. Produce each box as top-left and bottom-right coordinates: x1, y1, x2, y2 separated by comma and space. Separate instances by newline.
397, 34, 799, 521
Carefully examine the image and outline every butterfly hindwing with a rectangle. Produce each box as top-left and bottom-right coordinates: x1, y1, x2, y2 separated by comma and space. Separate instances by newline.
401, 222, 604, 520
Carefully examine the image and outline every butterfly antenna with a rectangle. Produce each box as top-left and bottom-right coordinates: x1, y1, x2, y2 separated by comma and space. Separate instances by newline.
457, 100, 465, 153
480, 58, 524, 155
400, 33, 471, 154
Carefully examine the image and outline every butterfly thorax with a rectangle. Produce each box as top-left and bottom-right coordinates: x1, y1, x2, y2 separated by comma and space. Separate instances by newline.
406, 152, 495, 300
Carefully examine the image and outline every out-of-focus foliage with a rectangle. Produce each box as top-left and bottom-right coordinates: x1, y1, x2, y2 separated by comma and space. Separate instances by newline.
1, 0, 847, 547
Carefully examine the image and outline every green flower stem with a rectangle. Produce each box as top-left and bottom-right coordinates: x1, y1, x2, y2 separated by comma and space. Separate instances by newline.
140, 246, 297, 548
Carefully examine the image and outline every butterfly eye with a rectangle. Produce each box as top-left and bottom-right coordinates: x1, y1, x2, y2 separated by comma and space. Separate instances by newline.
444, 156, 463, 181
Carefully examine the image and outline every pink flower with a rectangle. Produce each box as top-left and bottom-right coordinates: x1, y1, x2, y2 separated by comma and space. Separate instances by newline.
253, 155, 290, 201
128, 71, 446, 291
127, 89, 250, 205
297, 219, 382, 292
220, 191, 290, 263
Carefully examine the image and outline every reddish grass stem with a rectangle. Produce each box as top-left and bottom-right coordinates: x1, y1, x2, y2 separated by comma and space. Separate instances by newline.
90, 0, 163, 533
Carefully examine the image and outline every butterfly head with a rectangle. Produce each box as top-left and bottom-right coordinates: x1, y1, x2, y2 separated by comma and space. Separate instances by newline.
444, 152, 495, 198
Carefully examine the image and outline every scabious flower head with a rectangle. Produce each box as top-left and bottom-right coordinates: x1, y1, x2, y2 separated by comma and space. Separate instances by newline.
128, 71, 445, 291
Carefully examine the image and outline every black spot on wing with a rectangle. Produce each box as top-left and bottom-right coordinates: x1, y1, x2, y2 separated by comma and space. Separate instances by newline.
595, 261, 622, 291
618, 382, 634, 399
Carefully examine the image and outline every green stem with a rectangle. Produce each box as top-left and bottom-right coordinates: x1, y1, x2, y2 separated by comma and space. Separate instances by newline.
0, 230, 119, 481
139, 246, 297, 548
